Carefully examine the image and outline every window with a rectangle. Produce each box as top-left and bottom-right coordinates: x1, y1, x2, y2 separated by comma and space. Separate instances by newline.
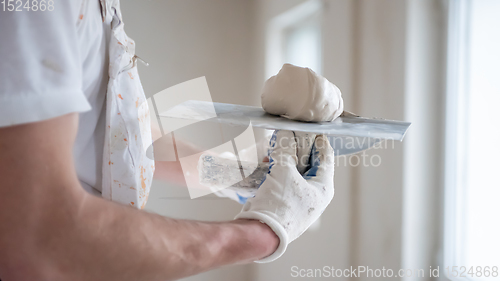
444, 0, 500, 279
265, 0, 323, 77
282, 11, 322, 74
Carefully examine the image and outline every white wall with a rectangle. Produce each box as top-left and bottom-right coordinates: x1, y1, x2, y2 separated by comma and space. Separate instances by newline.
349, 0, 407, 272
402, 0, 447, 279
121, 0, 258, 106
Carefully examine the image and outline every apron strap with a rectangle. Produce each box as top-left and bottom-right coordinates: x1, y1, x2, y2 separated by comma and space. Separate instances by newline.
99, 0, 106, 22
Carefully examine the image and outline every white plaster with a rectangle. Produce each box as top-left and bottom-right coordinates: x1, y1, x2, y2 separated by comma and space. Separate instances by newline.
261, 64, 344, 122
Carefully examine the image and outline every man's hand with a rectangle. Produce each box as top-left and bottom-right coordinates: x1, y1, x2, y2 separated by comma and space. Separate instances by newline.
236, 130, 335, 262
0, 114, 278, 281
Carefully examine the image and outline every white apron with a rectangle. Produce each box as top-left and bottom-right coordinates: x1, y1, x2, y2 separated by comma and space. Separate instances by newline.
100, 0, 154, 209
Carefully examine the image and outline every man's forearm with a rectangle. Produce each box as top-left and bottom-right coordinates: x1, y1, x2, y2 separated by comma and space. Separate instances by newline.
3, 187, 278, 281
0, 114, 279, 281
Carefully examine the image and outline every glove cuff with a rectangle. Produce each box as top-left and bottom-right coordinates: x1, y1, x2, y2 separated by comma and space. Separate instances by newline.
235, 211, 289, 263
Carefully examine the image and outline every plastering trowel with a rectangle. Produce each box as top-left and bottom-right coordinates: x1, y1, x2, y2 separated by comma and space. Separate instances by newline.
159, 100, 411, 155
157, 100, 411, 192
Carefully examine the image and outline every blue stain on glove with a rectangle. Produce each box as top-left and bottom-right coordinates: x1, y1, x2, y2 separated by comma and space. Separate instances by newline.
267, 130, 278, 173
237, 193, 248, 204
269, 130, 278, 151
304, 141, 320, 179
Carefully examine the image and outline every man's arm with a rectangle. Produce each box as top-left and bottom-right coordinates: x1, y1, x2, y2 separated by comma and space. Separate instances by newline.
0, 113, 278, 281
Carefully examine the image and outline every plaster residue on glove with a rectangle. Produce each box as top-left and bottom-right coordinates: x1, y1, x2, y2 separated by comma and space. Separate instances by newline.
261, 63, 344, 122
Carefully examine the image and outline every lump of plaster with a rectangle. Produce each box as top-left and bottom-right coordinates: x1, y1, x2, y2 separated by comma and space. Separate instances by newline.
261, 64, 344, 122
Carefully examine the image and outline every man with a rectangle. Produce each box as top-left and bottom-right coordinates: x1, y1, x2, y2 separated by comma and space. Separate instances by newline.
0, 1, 335, 280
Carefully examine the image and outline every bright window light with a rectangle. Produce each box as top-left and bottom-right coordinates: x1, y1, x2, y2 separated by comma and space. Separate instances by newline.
283, 13, 322, 74
265, 0, 322, 77
463, 0, 500, 270
445, 0, 500, 280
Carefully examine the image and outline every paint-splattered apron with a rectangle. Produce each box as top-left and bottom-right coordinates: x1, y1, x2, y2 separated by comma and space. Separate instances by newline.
100, 0, 154, 209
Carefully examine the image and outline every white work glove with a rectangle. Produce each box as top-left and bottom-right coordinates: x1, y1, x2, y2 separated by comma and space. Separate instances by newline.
235, 130, 335, 263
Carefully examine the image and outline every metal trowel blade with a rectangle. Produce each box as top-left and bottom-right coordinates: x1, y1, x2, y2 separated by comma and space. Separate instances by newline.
158, 100, 411, 156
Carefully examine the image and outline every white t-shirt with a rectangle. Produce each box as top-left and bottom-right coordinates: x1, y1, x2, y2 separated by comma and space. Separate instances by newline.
0, 0, 110, 196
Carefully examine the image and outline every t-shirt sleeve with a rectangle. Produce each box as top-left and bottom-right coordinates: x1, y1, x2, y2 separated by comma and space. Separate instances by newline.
0, 1, 91, 128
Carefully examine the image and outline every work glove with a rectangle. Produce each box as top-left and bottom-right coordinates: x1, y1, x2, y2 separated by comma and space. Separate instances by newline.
235, 130, 335, 263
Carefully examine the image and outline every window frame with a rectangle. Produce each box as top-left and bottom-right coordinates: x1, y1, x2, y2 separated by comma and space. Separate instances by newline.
443, 0, 473, 279
265, 0, 323, 78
